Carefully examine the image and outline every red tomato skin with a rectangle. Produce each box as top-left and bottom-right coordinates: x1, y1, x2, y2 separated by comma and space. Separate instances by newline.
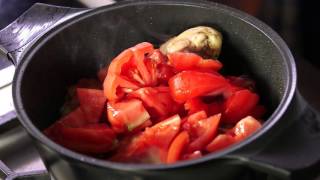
168, 52, 222, 72
206, 134, 235, 152
223, 89, 259, 124
168, 52, 202, 70
77, 88, 107, 123
167, 131, 190, 164
53, 123, 116, 154
169, 71, 229, 103
197, 59, 223, 71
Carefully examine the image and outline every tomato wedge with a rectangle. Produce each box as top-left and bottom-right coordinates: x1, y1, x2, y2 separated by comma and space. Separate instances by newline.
223, 89, 259, 124
56, 107, 88, 127
107, 99, 150, 133
77, 88, 106, 123
103, 48, 138, 100
44, 107, 87, 137
168, 52, 222, 71
53, 124, 116, 154
169, 71, 229, 102
184, 112, 221, 152
232, 116, 262, 142
111, 115, 181, 163
206, 134, 235, 152
167, 131, 190, 163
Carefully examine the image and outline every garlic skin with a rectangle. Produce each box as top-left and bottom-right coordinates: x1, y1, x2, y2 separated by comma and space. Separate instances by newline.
160, 26, 223, 58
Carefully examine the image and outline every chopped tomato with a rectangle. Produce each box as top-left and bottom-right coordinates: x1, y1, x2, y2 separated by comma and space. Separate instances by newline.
169, 71, 229, 103
182, 110, 207, 131
197, 59, 223, 71
206, 134, 235, 152
106, 49, 139, 91
77, 88, 106, 123
223, 89, 259, 124
232, 116, 262, 142
185, 113, 221, 152
44, 107, 88, 137
53, 123, 116, 154
168, 52, 222, 71
111, 115, 181, 163
45, 42, 267, 164
168, 52, 202, 70
167, 131, 190, 163
130, 87, 180, 119
131, 42, 154, 85
103, 43, 162, 101
107, 99, 150, 133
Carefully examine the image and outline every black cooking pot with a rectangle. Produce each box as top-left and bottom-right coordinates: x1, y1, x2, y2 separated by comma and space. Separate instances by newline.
0, 1, 320, 180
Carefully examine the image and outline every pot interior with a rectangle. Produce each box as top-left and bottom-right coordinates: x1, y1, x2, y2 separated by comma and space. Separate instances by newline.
16, 1, 291, 159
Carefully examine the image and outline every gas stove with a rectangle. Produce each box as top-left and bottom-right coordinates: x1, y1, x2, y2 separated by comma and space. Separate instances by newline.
1, 1, 320, 180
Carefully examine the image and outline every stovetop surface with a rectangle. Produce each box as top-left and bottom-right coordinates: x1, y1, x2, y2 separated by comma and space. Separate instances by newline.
1, 1, 320, 180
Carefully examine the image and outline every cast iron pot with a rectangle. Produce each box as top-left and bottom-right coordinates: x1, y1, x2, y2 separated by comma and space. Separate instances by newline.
0, 1, 320, 179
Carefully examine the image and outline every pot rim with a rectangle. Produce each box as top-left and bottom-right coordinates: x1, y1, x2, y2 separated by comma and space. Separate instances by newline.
13, 0, 296, 171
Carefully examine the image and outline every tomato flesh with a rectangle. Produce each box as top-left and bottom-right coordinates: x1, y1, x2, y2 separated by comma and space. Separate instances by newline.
223, 89, 259, 124
107, 99, 150, 133
185, 113, 221, 152
77, 88, 106, 123
233, 116, 262, 142
206, 134, 235, 152
169, 71, 229, 102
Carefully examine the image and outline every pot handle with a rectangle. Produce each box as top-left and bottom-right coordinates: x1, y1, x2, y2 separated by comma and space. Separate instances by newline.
0, 3, 90, 65
231, 92, 320, 179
